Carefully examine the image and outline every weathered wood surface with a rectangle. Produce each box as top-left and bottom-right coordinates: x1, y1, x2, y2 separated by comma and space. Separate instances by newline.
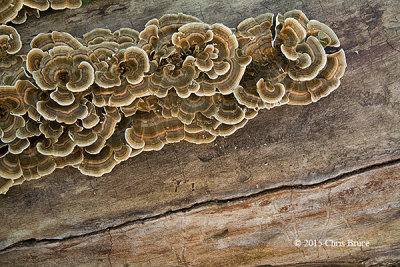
1, 162, 400, 266
0, 0, 399, 265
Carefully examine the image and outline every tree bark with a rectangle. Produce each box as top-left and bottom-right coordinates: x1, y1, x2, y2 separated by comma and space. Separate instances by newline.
0, 0, 399, 266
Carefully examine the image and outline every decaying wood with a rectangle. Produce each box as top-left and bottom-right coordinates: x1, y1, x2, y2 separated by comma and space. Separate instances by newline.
1, 162, 399, 266
0, 0, 399, 265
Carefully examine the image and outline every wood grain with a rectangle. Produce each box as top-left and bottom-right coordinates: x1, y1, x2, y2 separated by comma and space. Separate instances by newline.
1, 162, 399, 266
0, 0, 399, 265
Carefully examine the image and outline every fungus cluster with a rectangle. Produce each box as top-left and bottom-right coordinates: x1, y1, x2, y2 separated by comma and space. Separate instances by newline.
0, 0, 82, 24
0, 10, 346, 194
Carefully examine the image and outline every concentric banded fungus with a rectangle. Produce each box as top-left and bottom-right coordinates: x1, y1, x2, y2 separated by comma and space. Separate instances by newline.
0, 11, 346, 194
0, 25, 27, 85
30, 31, 83, 52
0, 0, 23, 24
0, 53, 26, 86
23, 0, 50, 11
89, 43, 149, 90
27, 46, 94, 92
234, 10, 346, 109
0, 25, 22, 54
11, 6, 40, 24
0, 0, 83, 24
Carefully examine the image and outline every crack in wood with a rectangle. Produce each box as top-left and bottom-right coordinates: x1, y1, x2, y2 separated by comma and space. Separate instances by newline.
1, 157, 400, 253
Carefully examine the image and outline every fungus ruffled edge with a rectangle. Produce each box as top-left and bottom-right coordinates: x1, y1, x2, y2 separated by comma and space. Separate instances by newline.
0, 10, 346, 194
0, 0, 83, 24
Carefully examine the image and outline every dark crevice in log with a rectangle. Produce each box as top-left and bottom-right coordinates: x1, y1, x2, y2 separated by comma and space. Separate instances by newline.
1, 156, 400, 253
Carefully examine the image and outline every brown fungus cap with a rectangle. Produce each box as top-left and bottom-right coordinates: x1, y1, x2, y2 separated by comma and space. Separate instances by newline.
0, 177, 14, 194
0, 25, 22, 55
11, 6, 40, 24
77, 145, 118, 177
28, 46, 94, 92
213, 94, 246, 125
149, 55, 198, 98
88, 42, 122, 88
125, 111, 185, 151
15, 80, 46, 121
286, 35, 327, 82
54, 146, 83, 168
7, 137, 29, 154
113, 28, 140, 46
36, 94, 89, 124
30, 31, 83, 52
16, 119, 41, 139
36, 131, 75, 156
84, 106, 121, 154
307, 20, 340, 48
108, 78, 151, 107
0, 84, 26, 143
0, 54, 26, 86
0, 144, 56, 181
236, 13, 274, 62
196, 53, 251, 96
23, 0, 50, 11
139, 13, 202, 60
0, 12, 346, 193
121, 47, 150, 85
284, 49, 346, 105
82, 28, 113, 46
0, 0, 23, 24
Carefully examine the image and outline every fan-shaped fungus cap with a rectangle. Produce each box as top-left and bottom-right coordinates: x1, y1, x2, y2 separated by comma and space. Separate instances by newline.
171, 93, 216, 125
28, 46, 94, 92
0, 11, 346, 194
139, 13, 202, 60
113, 28, 140, 46
0, 177, 15, 194
149, 55, 198, 98
30, 31, 83, 52
0, 84, 26, 144
77, 145, 118, 177
125, 111, 184, 151
0, 54, 26, 86
184, 131, 216, 144
88, 42, 122, 88
15, 80, 46, 121
256, 79, 285, 104
0, 145, 56, 181
11, 5, 41, 24
84, 106, 121, 154
54, 146, 83, 168
23, 0, 50, 11
16, 119, 41, 139
0, 0, 23, 24
286, 35, 327, 81
0, 25, 22, 55
121, 47, 150, 85
36, 131, 75, 156
284, 49, 346, 104
307, 20, 340, 47
196, 52, 251, 96
82, 28, 113, 46
108, 78, 151, 107
236, 13, 274, 62
213, 94, 246, 125
36, 94, 89, 124
235, 10, 345, 108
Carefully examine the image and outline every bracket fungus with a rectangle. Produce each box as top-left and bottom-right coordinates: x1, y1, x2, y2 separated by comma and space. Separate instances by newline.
0, 0, 83, 24
0, 10, 346, 194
